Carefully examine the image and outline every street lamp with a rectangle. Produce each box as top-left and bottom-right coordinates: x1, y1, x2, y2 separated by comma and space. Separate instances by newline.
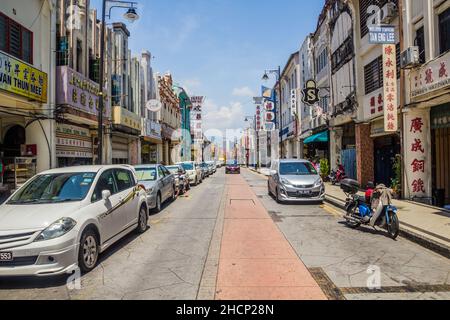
244, 116, 258, 169
97, 0, 139, 165
262, 66, 283, 159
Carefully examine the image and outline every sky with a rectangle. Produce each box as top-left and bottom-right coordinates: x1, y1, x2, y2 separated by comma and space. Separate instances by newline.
90, 0, 325, 135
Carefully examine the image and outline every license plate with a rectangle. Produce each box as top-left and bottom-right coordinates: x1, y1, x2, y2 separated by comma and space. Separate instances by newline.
0, 252, 13, 262
299, 190, 310, 195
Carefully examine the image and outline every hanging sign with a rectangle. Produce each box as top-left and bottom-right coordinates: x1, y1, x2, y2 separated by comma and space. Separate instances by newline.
301, 80, 319, 106
382, 44, 398, 132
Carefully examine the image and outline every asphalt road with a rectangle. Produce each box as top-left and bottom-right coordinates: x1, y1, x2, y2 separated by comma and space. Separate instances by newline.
1, 168, 449, 300
0, 171, 226, 300
241, 169, 450, 300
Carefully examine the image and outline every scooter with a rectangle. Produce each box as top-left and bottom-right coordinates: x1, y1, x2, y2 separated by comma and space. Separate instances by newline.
341, 179, 400, 240
329, 164, 346, 185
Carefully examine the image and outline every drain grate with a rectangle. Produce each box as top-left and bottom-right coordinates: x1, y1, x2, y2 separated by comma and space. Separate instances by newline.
309, 268, 346, 300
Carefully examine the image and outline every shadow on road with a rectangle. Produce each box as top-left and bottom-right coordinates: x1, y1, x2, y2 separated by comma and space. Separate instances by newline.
338, 221, 396, 240
0, 226, 151, 290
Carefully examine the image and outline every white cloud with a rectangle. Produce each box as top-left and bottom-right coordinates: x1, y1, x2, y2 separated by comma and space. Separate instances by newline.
202, 99, 246, 134
232, 86, 255, 97
181, 78, 201, 94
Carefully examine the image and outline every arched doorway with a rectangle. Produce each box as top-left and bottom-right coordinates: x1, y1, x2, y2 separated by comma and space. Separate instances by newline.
2, 125, 26, 157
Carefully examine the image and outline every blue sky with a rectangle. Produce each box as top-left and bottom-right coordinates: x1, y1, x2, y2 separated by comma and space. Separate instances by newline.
90, 0, 324, 133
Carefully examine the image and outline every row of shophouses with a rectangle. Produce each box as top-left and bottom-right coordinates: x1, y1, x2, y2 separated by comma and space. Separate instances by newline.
262, 0, 450, 208
0, 0, 203, 197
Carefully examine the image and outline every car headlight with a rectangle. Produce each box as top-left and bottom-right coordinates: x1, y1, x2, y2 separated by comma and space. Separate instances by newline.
314, 179, 324, 188
280, 178, 292, 186
35, 218, 77, 242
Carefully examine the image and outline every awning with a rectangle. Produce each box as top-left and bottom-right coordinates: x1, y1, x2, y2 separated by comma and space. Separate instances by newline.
304, 131, 329, 144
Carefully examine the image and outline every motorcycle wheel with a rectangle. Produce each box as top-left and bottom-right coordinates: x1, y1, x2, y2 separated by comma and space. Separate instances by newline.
386, 212, 400, 240
345, 205, 361, 229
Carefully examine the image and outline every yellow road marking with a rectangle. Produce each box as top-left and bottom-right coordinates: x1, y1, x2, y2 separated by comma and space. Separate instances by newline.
322, 204, 344, 218
151, 219, 161, 225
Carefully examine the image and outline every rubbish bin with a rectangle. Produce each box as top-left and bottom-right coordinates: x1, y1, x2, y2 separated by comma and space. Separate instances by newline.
433, 189, 445, 208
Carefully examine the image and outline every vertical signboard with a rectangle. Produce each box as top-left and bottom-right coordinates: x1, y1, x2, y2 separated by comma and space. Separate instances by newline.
290, 89, 297, 117
383, 44, 398, 132
404, 110, 431, 200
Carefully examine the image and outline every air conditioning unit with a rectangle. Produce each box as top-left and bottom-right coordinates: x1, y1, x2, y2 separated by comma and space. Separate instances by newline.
380, 2, 398, 24
401, 47, 421, 69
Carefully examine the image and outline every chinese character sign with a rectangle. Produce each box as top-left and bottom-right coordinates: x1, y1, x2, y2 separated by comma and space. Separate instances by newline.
383, 44, 398, 132
0, 51, 48, 103
404, 110, 430, 198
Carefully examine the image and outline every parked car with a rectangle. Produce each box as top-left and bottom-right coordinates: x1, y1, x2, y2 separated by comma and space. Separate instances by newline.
199, 162, 210, 178
207, 161, 217, 174
134, 164, 176, 213
225, 162, 241, 174
0, 165, 148, 277
166, 165, 190, 195
268, 159, 325, 203
178, 162, 203, 186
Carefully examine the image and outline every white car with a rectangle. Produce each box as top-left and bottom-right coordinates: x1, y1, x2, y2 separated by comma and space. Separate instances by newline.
177, 162, 203, 186
0, 165, 148, 277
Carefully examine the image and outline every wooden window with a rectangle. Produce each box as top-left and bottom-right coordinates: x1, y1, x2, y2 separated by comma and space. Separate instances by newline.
0, 11, 33, 63
439, 7, 450, 54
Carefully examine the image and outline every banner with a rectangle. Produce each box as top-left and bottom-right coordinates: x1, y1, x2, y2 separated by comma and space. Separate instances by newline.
0, 50, 48, 103
382, 44, 398, 132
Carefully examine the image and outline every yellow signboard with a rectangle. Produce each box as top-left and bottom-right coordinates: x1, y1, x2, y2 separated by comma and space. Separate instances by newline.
0, 50, 48, 103
113, 106, 142, 131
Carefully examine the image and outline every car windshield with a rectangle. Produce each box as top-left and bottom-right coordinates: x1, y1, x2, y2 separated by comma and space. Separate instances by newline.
181, 163, 194, 170
135, 168, 157, 181
8, 172, 96, 205
279, 162, 317, 176
166, 166, 180, 174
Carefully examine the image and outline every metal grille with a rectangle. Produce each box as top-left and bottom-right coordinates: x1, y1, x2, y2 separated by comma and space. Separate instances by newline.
0, 256, 38, 267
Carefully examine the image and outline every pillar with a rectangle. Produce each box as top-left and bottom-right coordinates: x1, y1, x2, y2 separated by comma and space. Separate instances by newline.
356, 123, 374, 186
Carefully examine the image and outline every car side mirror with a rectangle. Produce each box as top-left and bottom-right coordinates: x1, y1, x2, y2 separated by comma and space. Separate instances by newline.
270, 170, 277, 176
102, 190, 112, 201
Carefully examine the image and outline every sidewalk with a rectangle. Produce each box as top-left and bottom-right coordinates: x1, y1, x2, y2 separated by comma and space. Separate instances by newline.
215, 174, 326, 300
325, 183, 450, 259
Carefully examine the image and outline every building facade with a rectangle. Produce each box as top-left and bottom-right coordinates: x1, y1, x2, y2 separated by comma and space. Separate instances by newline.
402, 0, 450, 207
158, 73, 181, 165
0, 0, 56, 198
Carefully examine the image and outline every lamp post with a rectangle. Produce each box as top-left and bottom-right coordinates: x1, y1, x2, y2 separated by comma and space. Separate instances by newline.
97, 0, 139, 165
245, 116, 257, 169
262, 66, 283, 159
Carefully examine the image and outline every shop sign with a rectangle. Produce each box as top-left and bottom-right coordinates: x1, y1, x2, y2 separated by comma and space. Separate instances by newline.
383, 44, 398, 132
404, 111, 431, 198
56, 66, 111, 118
410, 51, 450, 100
0, 50, 48, 103
56, 124, 93, 159
142, 119, 162, 140
113, 106, 142, 131
301, 80, 320, 106
368, 26, 395, 44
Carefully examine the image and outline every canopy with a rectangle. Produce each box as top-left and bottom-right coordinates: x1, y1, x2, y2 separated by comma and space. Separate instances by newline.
304, 131, 329, 144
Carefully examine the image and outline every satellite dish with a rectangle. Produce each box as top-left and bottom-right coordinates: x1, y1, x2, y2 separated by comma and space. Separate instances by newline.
146, 99, 162, 112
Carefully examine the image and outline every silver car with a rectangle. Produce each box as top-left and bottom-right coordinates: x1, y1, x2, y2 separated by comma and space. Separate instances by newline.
268, 159, 325, 203
134, 165, 176, 213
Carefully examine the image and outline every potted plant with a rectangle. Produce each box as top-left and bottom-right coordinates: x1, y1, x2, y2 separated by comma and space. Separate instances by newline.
319, 158, 330, 181
390, 154, 402, 199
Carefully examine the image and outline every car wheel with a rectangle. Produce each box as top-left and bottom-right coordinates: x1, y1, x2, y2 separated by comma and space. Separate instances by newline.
276, 188, 283, 204
153, 193, 162, 213
268, 181, 272, 196
78, 228, 99, 274
136, 205, 148, 234
171, 185, 177, 201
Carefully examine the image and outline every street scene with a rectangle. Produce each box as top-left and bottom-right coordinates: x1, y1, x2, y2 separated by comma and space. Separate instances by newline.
0, 0, 450, 302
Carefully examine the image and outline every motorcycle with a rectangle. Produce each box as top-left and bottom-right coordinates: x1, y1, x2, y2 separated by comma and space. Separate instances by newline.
341, 179, 400, 240
329, 164, 346, 185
